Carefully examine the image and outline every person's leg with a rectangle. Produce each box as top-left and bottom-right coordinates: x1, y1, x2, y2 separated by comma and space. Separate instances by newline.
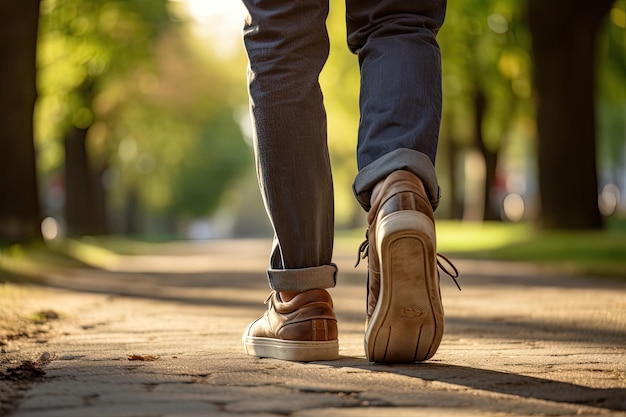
347, 0, 446, 210
346, 0, 447, 362
241, 0, 338, 361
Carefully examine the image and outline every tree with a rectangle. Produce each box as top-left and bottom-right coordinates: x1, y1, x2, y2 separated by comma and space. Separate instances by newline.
36, 1, 253, 237
99, 29, 251, 235
439, 0, 533, 221
597, 1, 626, 211
528, 0, 615, 229
0, 1, 43, 245
37, 0, 173, 236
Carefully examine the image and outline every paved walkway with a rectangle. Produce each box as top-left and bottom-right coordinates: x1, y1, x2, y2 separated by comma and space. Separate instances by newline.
1, 239, 625, 416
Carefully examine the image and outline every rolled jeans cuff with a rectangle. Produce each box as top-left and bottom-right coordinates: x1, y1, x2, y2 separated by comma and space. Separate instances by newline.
267, 264, 338, 292
353, 148, 440, 212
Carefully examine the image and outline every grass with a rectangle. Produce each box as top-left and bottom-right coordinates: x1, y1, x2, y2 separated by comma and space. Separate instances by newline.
0, 241, 87, 283
438, 220, 626, 278
337, 219, 626, 279
2, 219, 626, 281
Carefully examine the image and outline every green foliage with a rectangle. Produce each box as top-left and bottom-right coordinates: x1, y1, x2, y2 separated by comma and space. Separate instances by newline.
439, 0, 533, 148
33, 0, 625, 234
36, 0, 172, 157
321, 0, 539, 224
166, 111, 251, 218
35, 0, 252, 231
101, 29, 251, 221
597, 0, 626, 180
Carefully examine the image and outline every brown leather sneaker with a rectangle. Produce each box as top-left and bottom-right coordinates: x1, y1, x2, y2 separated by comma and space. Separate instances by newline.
242, 289, 339, 361
363, 170, 442, 363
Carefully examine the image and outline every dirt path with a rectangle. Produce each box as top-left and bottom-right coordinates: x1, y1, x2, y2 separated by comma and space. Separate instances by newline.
1, 239, 625, 416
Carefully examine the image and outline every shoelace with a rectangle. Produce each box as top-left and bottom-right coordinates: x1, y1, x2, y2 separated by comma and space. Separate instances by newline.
355, 229, 461, 291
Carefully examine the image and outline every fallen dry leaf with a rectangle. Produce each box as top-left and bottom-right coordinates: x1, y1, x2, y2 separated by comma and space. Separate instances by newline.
2, 361, 47, 379
20, 361, 46, 375
127, 354, 158, 361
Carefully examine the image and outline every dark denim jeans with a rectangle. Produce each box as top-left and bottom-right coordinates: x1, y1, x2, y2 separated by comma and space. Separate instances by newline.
242, 0, 446, 292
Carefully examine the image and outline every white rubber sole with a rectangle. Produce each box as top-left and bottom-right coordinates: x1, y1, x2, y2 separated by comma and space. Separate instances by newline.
365, 211, 442, 363
242, 335, 339, 362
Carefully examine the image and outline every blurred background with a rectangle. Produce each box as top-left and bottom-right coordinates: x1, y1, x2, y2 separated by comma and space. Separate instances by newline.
1, 0, 625, 276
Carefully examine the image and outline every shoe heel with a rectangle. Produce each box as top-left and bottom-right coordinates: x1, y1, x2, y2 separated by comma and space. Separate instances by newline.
365, 211, 443, 363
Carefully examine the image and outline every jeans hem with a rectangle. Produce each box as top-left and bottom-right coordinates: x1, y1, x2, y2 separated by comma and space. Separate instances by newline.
353, 148, 440, 212
267, 264, 338, 292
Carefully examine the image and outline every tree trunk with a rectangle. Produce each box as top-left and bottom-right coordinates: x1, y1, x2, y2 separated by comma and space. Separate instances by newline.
472, 89, 500, 221
444, 125, 463, 220
123, 185, 141, 236
448, 143, 461, 220
0, 1, 43, 244
63, 77, 108, 237
528, 0, 614, 230
483, 150, 499, 221
64, 126, 107, 236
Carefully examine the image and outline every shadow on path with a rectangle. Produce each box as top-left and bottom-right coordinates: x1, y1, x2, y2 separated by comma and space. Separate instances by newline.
329, 359, 626, 411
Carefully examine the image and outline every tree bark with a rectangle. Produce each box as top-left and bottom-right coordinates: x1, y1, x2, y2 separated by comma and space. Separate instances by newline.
528, 0, 614, 229
123, 185, 141, 236
0, 1, 43, 244
443, 119, 463, 220
63, 126, 108, 236
62, 77, 108, 237
472, 89, 500, 221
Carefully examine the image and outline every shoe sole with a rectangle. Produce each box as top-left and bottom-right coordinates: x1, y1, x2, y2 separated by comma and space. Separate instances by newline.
365, 210, 442, 363
242, 335, 339, 362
